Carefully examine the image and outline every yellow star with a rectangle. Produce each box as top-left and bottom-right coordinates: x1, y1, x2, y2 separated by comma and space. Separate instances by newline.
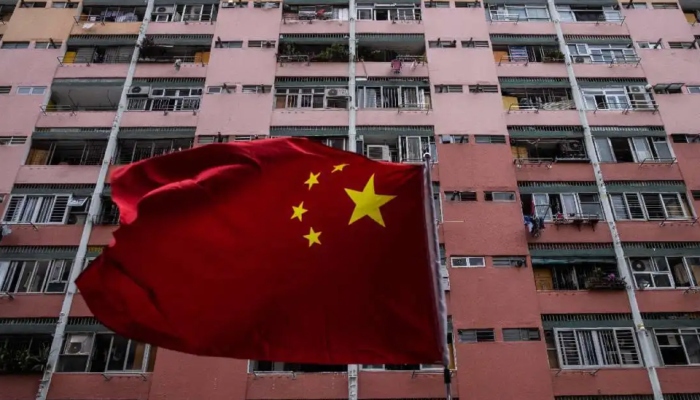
332, 164, 349, 173
291, 202, 307, 221
305, 172, 320, 190
345, 174, 396, 227
303, 227, 322, 247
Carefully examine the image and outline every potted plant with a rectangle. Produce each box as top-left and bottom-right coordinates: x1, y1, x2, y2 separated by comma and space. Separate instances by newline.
585, 268, 628, 290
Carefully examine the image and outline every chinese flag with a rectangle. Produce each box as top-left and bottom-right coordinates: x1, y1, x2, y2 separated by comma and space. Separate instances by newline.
76, 137, 443, 365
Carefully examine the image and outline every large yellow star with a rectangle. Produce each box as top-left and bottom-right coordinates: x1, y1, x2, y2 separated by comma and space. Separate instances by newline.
305, 172, 320, 190
303, 227, 322, 247
345, 174, 396, 227
332, 164, 349, 173
291, 202, 307, 221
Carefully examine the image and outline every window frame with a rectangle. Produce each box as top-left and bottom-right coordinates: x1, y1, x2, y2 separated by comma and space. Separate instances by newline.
450, 256, 486, 268
1, 194, 71, 225
654, 328, 700, 366
594, 136, 674, 163
0, 259, 73, 294
554, 327, 642, 369
16, 86, 47, 95
628, 256, 700, 289
58, 332, 154, 373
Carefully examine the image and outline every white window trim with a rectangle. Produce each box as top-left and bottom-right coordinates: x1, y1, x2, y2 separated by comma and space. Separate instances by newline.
628, 256, 699, 290
594, 136, 674, 163
60, 332, 152, 373
17, 86, 47, 95
0, 259, 72, 294
450, 256, 485, 268
1, 194, 71, 225
554, 327, 642, 369
610, 192, 694, 221
355, 86, 430, 109
687, 86, 700, 94
532, 192, 603, 221
654, 328, 700, 366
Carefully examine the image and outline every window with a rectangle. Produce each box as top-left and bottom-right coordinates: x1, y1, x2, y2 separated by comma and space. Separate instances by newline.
0, 86, 10, 94
475, 135, 506, 144
594, 136, 674, 163
254, 1, 279, 7
433, 182, 443, 223
0, 260, 73, 293
249, 361, 346, 372
492, 256, 526, 267
2, 195, 71, 224
485, 191, 516, 202
628, 256, 700, 289
35, 41, 62, 49
215, 40, 243, 48
652, 2, 679, 9
424, 1, 450, 8
275, 87, 349, 110
356, 5, 421, 21
115, 138, 194, 164
248, 40, 276, 48
206, 85, 234, 94
21, 2, 46, 8
428, 40, 457, 48
455, 1, 481, 7
152, 4, 217, 22
51, 2, 78, 8
567, 43, 638, 64
126, 87, 202, 112
461, 40, 489, 48
531, 193, 603, 221
57, 333, 155, 373
669, 42, 697, 49
435, 85, 463, 93
458, 329, 495, 343
654, 328, 700, 365
503, 328, 541, 341
1, 42, 29, 49
0, 136, 27, 145
554, 328, 641, 368
446, 191, 477, 201
626, 2, 648, 8
641, 192, 693, 220
440, 134, 469, 143
360, 363, 442, 371
638, 41, 663, 49
556, 5, 621, 22
488, 5, 550, 21
468, 84, 498, 93
242, 85, 272, 93
671, 133, 700, 143
356, 85, 431, 110
688, 86, 700, 94
451, 256, 485, 267
16, 86, 46, 95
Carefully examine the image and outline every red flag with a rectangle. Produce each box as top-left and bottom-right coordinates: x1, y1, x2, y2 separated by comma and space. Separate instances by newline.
77, 137, 442, 364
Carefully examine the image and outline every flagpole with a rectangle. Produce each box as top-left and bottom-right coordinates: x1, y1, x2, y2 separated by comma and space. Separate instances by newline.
422, 153, 452, 400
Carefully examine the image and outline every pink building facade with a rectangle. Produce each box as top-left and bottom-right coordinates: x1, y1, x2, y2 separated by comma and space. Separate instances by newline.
1, 1, 700, 400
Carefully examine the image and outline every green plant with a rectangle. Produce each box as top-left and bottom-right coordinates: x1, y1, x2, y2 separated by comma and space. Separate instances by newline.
314, 43, 349, 62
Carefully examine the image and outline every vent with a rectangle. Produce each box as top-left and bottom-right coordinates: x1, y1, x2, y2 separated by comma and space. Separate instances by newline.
0, 136, 28, 145
475, 135, 506, 144
458, 329, 495, 343
468, 84, 498, 93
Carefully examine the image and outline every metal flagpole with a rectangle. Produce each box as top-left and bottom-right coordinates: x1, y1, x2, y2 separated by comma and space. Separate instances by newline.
422, 152, 452, 400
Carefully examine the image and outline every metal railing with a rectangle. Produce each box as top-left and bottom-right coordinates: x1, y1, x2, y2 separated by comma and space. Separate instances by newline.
569, 54, 641, 67
40, 105, 118, 114
57, 53, 133, 66
74, 14, 142, 24
126, 97, 201, 113
592, 100, 659, 114
498, 54, 529, 66
137, 55, 208, 65
489, 13, 521, 23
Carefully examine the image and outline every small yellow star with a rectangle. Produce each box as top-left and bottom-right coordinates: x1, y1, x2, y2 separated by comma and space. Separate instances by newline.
303, 227, 322, 247
332, 164, 349, 173
291, 202, 307, 221
305, 172, 320, 190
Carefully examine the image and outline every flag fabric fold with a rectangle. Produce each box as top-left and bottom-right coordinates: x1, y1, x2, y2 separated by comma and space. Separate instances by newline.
77, 137, 442, 365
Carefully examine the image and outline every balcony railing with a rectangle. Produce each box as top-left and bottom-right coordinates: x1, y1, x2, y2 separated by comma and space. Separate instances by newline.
57, 53, 133, 65
126, 98, 201, 113
592, 100, 659, 114
138, 55, 208, 66
40, 105, 118, 114
570, 54, 641, 67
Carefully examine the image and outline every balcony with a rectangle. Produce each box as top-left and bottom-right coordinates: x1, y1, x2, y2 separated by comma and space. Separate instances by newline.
0, 334, 51, 375
511, 136, 589, 174
357, 35, 426, 78
533, 258, 627, 292
135, 35, 211, 78
501, 82, 580, 125
36, 80, 122, 128
149, 2, 218, 31
567, 41, 643, 78
492, 40, 566, 77
595, 133, 682, 181
281, 3, 350, 34
558, 5, 628, 35
246, 367, 347, 399
71, 6, 144, 36
121, 82, 203, 126
581, 83, 663, 125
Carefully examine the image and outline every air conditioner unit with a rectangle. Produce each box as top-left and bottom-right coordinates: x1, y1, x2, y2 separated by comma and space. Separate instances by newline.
573, 56, 586, 63
262, 41, 275, 48
155, 5, 176, 13
631, 259, 651, 272
626, 85, 646, 94
221, 1, 236, 8
325, 88, 350, 97
129, 85, 151, 96
63, 334, 93, 355
366, 145, 391, 161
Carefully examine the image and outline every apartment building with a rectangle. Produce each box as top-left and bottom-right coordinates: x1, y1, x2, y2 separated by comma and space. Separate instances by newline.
1, 0, 700, 400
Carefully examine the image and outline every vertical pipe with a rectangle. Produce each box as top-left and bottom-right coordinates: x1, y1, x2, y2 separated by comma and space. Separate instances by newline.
545, 2, 664, 399
35, 2, 156, 399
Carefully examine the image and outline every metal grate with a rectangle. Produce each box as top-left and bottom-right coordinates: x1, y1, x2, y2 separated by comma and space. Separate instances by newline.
542, 314, 633, 323
0, 136, 28, 145
623, 242, 700, 251
556, 397, 653, 400
509, 125, 583, 132
503, 328, 541, 341
66, 317, 101, 326
529, 243, 614, 251
0, 318, 58, 325
131, 78, 206, 84
458, 329, 495, 343
564, 35, 632, 41
0, 246, 79, 254
12, 184, 95, 191
518, 181, 596, 188
605, 180, 685, 187
589, 126, 664, 132
275, 77, 348, 83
